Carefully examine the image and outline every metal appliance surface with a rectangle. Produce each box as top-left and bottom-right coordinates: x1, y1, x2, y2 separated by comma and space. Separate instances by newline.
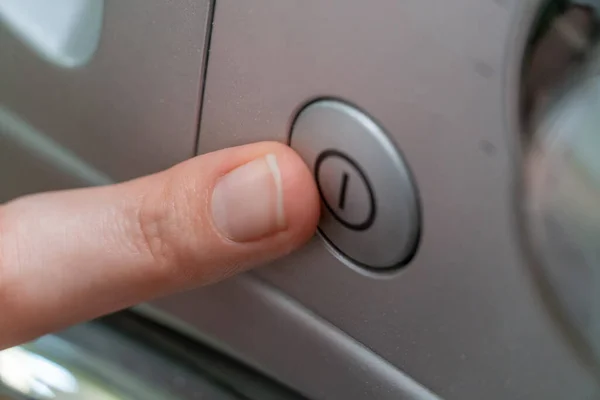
2, 1, 600, 399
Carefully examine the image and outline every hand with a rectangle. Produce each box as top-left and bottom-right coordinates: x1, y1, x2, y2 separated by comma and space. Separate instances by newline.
0, 142, 320, 349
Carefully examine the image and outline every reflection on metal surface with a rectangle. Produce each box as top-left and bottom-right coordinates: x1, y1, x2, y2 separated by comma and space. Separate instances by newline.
0, 0, 104, 68
0, 107, 112, 186
0, 336, 165, 400
523, 0, 600, 370
0, 347, 79, 399
0, 316, 253, 400
0, 346, 124, 399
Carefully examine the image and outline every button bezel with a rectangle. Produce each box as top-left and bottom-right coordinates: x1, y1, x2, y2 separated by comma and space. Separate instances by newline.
290, 98, 421, 273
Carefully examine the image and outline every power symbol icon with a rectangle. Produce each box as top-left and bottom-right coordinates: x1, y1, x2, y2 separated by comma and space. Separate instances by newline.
314, 150, 376, 231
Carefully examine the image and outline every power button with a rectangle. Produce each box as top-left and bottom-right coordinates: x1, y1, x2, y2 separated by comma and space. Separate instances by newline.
290, 100, 420, 270
315, 149, 376, 231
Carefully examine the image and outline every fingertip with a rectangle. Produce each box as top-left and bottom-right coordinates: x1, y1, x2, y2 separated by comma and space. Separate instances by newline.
141, 141, 320, 279
203, 141, 320, 246
274, 144, 321, 246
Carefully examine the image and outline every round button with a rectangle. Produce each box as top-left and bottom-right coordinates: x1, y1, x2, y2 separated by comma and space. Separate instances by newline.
290, 100, 420, 270
315, 149, 376, 231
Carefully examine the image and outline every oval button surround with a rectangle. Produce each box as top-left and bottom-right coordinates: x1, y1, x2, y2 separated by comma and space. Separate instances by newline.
290, 100, 420, 270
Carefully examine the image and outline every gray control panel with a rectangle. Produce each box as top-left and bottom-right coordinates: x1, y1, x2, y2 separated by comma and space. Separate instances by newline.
290, 100, 420, 270
3, 1, 600, 399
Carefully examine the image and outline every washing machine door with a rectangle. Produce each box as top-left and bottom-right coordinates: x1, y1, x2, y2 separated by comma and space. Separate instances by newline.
525, 40, 600, 372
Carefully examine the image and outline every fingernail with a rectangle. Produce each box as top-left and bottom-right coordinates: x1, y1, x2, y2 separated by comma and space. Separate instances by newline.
211, 154, 286, 242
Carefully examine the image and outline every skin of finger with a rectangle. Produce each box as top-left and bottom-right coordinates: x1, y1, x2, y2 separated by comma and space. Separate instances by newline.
0, 142, 320, 349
